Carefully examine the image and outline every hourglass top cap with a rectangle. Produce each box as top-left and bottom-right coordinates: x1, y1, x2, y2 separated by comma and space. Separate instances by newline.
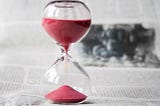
42, 0, 91, 20
44, 0, 90, 12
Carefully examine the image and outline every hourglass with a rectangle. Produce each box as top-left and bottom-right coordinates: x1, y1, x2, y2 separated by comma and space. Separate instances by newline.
42, 0, 91, 104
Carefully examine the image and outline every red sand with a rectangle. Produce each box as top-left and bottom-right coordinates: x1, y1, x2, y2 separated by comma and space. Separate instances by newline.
45, 85, 87, 103
42, 18, 91, 52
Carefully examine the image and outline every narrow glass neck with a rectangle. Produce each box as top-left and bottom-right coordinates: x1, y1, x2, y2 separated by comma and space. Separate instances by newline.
60, 47, 72, 63
60, 45, 71, 56
57, 43, 72, 60
61, 48, 70, 55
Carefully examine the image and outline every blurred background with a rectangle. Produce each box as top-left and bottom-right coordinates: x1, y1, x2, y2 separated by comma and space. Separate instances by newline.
0, 0, 160, 67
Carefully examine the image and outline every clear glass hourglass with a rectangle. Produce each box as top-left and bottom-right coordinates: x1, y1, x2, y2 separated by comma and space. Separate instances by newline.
42, 0, 92, 104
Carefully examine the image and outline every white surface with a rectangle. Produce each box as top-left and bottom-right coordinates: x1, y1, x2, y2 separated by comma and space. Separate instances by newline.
0, 63, 160, 105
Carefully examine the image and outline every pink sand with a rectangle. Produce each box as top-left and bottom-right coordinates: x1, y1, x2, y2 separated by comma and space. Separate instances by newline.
45, 85, 87, 103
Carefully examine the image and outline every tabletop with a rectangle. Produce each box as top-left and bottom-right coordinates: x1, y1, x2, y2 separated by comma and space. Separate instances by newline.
0, 64, 160, 106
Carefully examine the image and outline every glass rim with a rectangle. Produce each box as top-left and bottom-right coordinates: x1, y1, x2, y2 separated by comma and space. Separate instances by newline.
43, 0, 90, 13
